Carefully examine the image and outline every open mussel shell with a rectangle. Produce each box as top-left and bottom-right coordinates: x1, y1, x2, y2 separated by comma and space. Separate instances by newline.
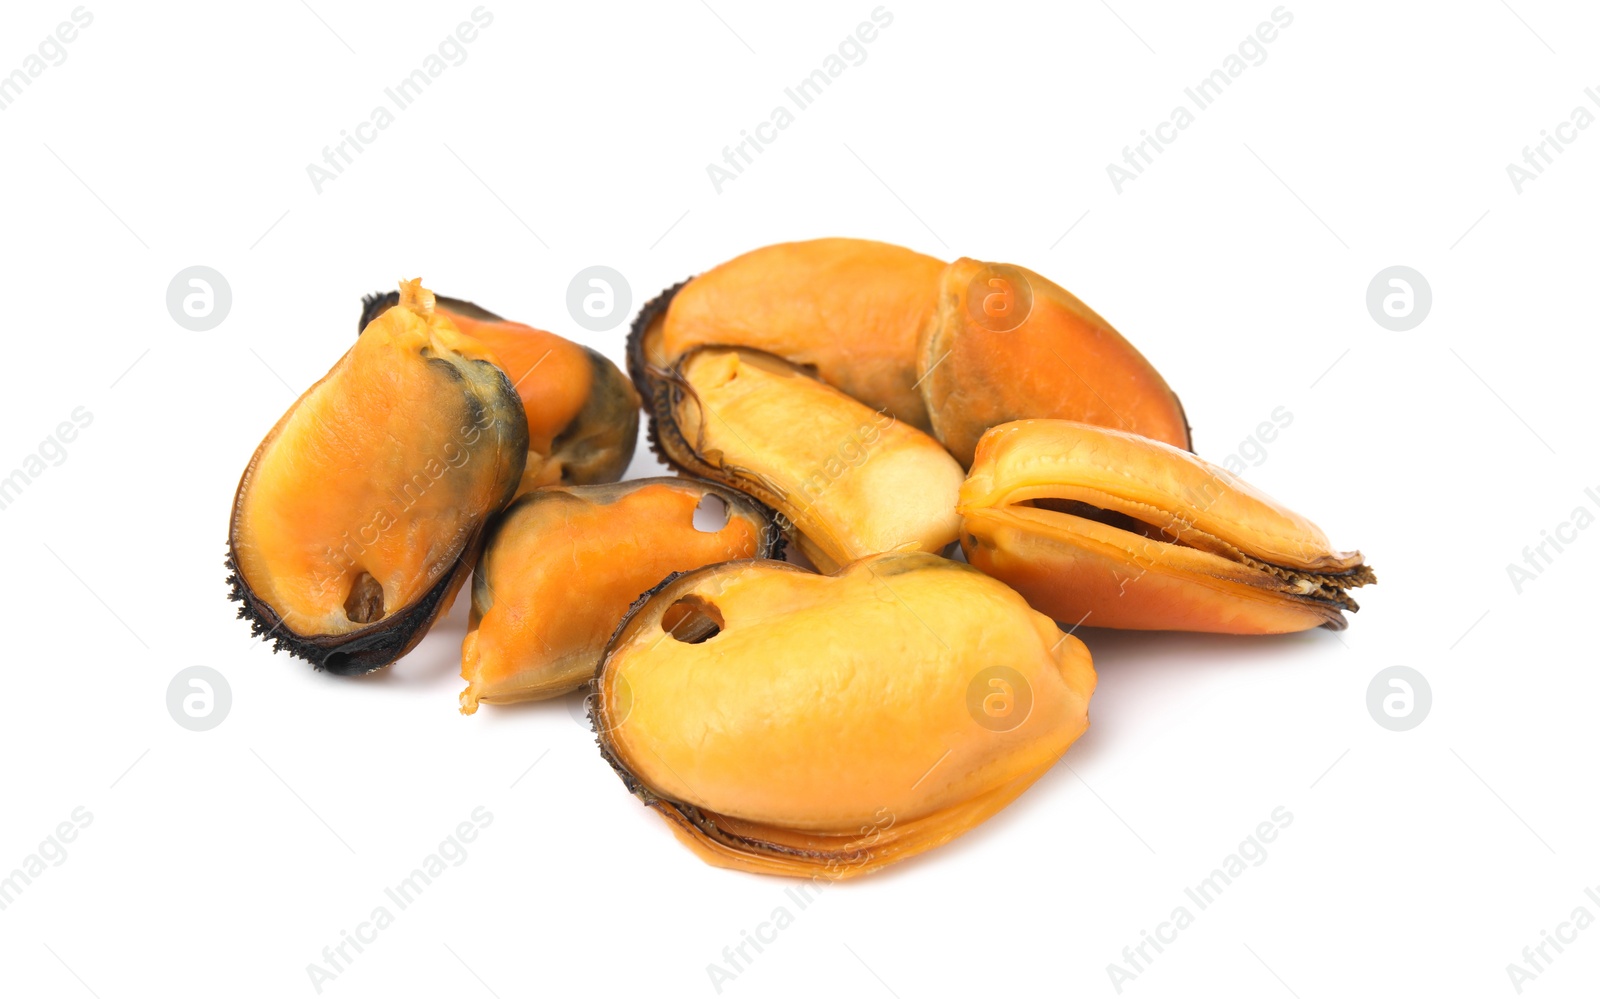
362, 289, 639, 495
591, 551, 1097, 879
458, 477, 780, 713
227, 280, 528, 674
959, 420, 1375, 633
642, 343, 964, 572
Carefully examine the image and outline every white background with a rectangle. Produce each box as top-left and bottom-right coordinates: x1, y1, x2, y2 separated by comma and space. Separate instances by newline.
1, 1, 1596, 996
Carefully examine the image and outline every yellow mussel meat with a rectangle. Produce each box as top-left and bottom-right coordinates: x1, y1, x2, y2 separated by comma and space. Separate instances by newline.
459, 477, 779, 713
650, 346, 964, 572
227, 279, 528, 673
593, 551, 1097, 879
959, 420, 1375, 633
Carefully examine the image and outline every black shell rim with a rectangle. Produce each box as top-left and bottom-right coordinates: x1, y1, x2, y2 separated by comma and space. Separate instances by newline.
588, 558, 795, 796
634, 341, 854, 559
624, 278, 692, 407
227, 310, 529, 675
224, 544, 476, 675
585, 556, 869, 871
629, 277, 934, 570
626, 265, 1198, 463
626, 280, 695, 474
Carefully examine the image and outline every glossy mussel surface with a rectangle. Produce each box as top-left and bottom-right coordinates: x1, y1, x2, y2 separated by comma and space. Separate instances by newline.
959, 420, 1375, 633
360, 288, 638, 496
629, 237, 1191, 468
228, 280, 528, 673
643, 344, 963, 571
459, 477, 779, 712
592, 551, 1096, 878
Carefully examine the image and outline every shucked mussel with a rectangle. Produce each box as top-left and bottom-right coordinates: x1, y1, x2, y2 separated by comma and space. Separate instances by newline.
629, 237, 1190, 467
919, 257, 1191, 467
959, 420, 1376, 633
459, 477, 779, 713
644, 345, 964, 572
360, 288, 639, 495
592, 551, 1097, 879
632, 238, 944, 430
228, 280, 528, 674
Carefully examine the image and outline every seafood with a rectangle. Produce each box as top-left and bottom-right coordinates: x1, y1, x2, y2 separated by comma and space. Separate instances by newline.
227, 279, 528, 673
630, 238, 1189, 467
959, 420, 1375, 633
459, 477, 779, 712
360, 288, 638, 495
592, 551, 1096, 878
646, 345, 963, 571
919, 258, 1189, 466
629, 238, 942, 430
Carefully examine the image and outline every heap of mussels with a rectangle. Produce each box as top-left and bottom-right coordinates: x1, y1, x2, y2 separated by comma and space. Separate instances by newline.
226, 238, 1374, 879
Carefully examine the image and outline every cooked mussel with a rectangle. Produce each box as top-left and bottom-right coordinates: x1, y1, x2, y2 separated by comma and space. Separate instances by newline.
648, 345, 964, 571
629, 238, 943, 430
918, 258, 1190, 467
360, 288, 638, 495
629, 238, 1190, 467
592, 551, 1097, 879
959, 420, 1375, 633
227, 279, 528, 674
459, 477, 779, 713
